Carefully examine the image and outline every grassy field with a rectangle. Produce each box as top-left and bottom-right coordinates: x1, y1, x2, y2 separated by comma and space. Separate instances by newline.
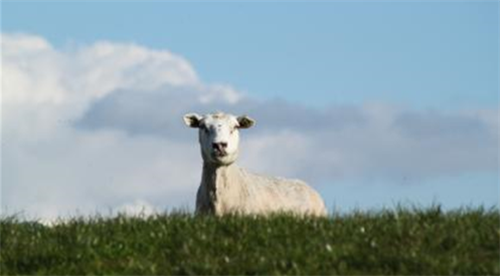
1, 207, 499, 275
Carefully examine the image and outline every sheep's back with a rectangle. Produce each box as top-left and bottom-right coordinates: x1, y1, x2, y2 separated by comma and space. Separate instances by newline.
240, 169, 327, 216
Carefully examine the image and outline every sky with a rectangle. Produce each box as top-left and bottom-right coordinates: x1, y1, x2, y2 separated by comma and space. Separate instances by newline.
1, 1, 499, 220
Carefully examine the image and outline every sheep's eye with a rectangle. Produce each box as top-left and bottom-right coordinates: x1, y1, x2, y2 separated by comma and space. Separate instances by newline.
200, 125, 208, 133
230, 127, 236, 134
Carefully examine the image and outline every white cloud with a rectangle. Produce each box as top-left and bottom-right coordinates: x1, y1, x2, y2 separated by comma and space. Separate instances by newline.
1, 33, 210, 220
2, 33, 498, 220
115, 199, 160, 217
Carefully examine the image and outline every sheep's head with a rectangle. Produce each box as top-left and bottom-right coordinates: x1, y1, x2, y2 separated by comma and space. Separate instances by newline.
183, 112, 255, 166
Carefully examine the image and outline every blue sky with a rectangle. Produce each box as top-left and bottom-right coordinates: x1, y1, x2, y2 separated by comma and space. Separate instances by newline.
3, 1, 498, 109
1, 1, 499, 218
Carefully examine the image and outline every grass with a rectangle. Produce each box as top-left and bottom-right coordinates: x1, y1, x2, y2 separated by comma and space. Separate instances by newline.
1, 206, 499, 275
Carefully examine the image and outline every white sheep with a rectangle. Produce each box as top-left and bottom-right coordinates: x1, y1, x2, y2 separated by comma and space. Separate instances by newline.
183, 112, 327, 216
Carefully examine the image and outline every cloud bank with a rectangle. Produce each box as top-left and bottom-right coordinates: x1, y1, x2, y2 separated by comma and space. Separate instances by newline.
2, 33, 498, 219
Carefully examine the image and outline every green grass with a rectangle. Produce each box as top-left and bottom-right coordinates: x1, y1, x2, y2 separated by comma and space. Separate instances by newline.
1, 207, 499, 275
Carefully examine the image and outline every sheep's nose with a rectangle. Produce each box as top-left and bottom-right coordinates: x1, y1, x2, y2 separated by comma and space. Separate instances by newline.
212, 142, 228, 151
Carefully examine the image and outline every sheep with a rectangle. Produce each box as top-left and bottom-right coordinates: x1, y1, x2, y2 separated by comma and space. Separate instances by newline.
183, 112, 327, 216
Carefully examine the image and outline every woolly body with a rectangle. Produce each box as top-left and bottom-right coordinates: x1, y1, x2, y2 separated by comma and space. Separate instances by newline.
184, 112, 327, 216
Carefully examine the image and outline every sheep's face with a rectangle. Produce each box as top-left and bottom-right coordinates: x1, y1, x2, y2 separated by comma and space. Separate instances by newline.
184, 112, 255, 166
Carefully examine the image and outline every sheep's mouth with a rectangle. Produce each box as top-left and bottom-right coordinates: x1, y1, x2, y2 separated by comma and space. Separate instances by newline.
213, 150, 228, 158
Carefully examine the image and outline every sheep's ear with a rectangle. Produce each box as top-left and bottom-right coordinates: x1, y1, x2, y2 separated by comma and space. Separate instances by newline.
183, 113, 202, 128
237, 115, 255, 129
